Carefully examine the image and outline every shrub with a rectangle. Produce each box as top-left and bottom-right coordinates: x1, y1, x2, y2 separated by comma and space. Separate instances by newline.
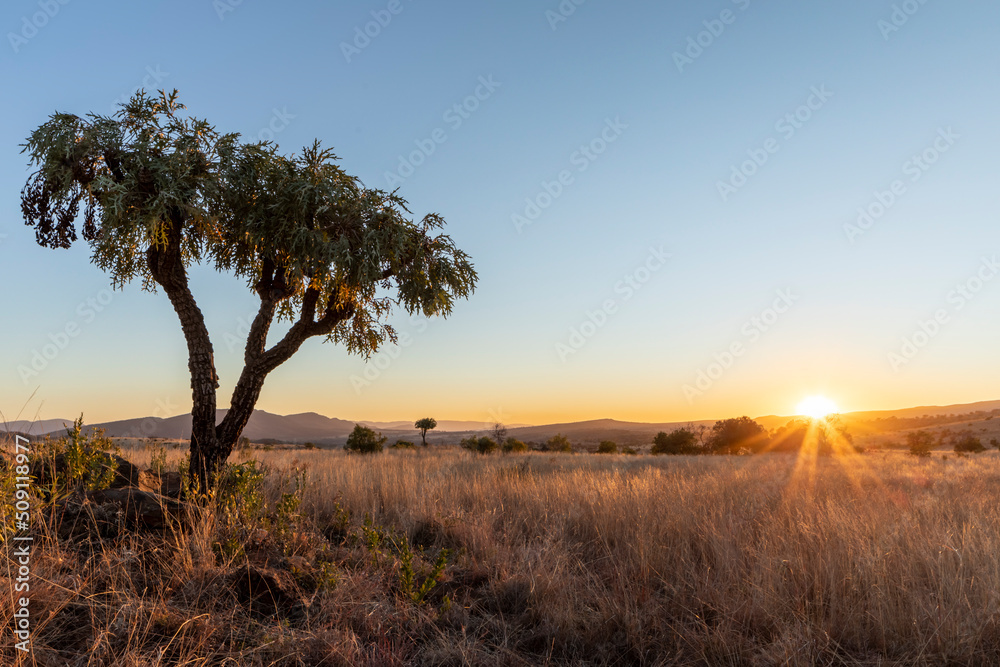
344, 424, 386, 454
461, 436, 497, 454
392, 440, 417, 450
622, 446, 638, 455
303, 441, 317, 450
651, 429, 699, 455
906, 430, 935, 457
545, 434, 574, 453
955, 435, 986, 454
597, 440, 618, 454
35, 416, 119, 496
502, 438, 528, 453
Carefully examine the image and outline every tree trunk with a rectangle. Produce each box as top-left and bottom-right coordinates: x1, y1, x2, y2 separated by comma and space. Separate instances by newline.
147, 210, 221, 494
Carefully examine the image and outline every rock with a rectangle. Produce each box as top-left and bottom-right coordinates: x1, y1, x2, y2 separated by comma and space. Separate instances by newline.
87, 487, 190, 529
227, 565, 307, 619
31, 452, 141, 490
137, 470, 183, 498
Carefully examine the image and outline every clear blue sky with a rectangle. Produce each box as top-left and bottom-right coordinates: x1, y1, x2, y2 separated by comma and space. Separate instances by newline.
2, 0, 999, 426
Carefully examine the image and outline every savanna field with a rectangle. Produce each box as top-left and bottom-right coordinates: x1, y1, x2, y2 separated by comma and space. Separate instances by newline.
4, 439, 1000, 666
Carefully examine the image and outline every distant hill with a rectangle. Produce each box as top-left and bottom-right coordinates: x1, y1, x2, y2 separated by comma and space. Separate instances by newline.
6, 399, 998, 447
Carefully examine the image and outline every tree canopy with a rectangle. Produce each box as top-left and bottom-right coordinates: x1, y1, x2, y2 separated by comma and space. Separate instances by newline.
21, 90, 477, 489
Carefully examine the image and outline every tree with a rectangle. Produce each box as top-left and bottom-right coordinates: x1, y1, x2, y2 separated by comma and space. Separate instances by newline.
491, 422, 508, 450
906, 430, 935, 457
415, 417, 437, 447
706, 417, 768, 454
344, 424, 386, 454
20, 92, 476, 492
651, 429, 698, 455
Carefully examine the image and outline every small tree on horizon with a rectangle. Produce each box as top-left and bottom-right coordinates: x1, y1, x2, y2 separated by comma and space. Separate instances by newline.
415, 417, 437, 447
20, 91, 476, 492
651, 428, 699, 455
906, 430, 935, 457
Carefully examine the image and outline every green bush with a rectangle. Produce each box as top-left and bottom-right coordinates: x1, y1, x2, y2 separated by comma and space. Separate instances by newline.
461, 436, 497, 454
502, 438, 528, 453
345, 424, 386, 454
955, 435, 986, 454
392, 440, 417, 449
545, 434, 574, 453
907, 430, 935, 457
35, 415, 119, 497
597, 440, 618, 454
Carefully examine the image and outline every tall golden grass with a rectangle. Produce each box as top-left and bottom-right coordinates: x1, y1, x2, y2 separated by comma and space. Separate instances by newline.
4, 445, 1000, 665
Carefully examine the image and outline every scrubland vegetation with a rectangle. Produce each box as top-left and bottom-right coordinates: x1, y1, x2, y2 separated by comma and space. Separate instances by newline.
5, 428, 1000, 666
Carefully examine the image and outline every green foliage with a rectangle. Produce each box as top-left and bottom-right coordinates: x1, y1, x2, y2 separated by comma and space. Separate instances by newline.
344, 424, 386, 454
955, 435, 986, 454
596, 440, 618, 454
651, 429, 699, 455
392, 440, 417, 450
358, 514, 450, 605
216, 459, 268, 523
415, 418, 437, 446
621, 446, 638, 456
461, 436, 498, 454
545, 434, 574, 453
148, 441, 167, 475
502, 437, 529, 453
706, 417, 768, 454
907, 430, 935, 458
20, 91, 478, 354
35, 416, 119, 498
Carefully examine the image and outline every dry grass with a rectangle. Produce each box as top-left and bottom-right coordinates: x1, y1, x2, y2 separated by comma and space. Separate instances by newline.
4, 445, 1000, 665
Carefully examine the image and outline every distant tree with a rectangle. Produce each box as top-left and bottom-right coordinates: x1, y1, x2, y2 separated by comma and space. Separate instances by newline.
545, 434, 574, 453
651, 429, 699, 455
706, 417, 768, 454
415, 418, 437, 447
391, 439, 416, 449
491, 422, 508, 450
621, 446, 638, 455
596, 440, 618, 454
955, 435, 986, 454
344, 424, 386, 454
502, 437, 528, 453
20, 91, 477, 492
907, 430, 935, 458
303, 441, 317, 450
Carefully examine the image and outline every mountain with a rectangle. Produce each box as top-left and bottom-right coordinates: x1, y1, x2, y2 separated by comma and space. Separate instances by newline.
7, 399, 999, 446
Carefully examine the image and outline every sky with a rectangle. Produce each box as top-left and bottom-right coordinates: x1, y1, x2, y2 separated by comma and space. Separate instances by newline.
2, 0, 999, 427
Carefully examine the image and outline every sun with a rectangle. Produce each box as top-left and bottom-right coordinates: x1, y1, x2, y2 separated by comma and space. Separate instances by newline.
796, 395, 839, 419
